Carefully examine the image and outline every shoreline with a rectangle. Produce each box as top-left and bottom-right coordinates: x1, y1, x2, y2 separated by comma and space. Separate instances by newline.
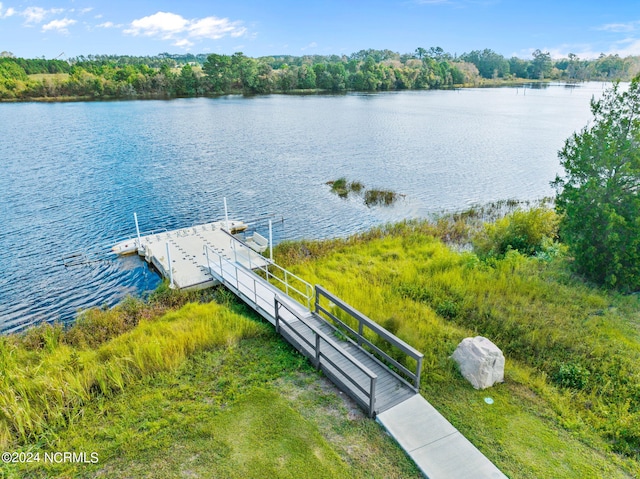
0, 78, 565, 103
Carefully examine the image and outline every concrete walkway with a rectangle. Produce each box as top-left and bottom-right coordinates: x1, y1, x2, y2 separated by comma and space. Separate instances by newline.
376, 394, 508, 479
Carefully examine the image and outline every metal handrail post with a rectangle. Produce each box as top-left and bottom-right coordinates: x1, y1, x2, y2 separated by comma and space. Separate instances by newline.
315, 333, 321, 369
253, 278, 258, 305
223, 197, 229, 232
369, 376, 377, 418
269, 219, 273, 261
165, 242, 174, 288
415, 356, 423, 390
285, 270, 290, 296
134, 212, 141, 249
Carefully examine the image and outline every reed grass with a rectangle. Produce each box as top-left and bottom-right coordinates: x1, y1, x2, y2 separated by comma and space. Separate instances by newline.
0, 301, 265, 450
326, 178, 401, 207
5, 335, 421, 479
364, 189, 398, 207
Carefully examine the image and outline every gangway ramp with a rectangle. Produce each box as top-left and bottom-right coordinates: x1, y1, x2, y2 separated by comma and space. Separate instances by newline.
202, 233, 507, 478
203, 237, 419, 416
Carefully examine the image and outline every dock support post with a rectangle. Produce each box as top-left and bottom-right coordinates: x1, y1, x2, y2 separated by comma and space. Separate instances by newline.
223, 197, 229, 232
165, 241, 174, 288
269, 219, 273, 261
134, 212, 141, 249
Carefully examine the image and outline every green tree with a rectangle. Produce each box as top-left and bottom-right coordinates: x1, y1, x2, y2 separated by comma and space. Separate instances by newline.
529, 49, 552, 79
277, 65, 297, 91
175, 64, 199, 96
460, 49, 509, 79
203, 54, 232, 92
297, 64, 316, 89
593, 54, 628, 80
231, 52, 258, 92
553, 78, 640, 290
327, 63, 348, 91
508, 56, 530, 78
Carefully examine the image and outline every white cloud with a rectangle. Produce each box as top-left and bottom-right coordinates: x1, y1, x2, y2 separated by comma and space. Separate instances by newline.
0, 3, 10, 18
520, 38, 640, 61
611, 38, 640, 57
124, 11, 247, 48
597, 21, 640, 33
22, 6, 63, 24
96, 21, 122, 29
125, 12, 189, 38
42, 17, 76, 34
189, 16, 246, 39
301, 41, 317, 51
174, 38, 194, 48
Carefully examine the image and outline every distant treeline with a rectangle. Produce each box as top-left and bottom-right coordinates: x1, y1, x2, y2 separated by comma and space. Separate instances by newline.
0, 47, 638, 100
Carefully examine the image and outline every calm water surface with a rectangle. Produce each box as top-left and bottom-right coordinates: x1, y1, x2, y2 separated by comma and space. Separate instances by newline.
0, 83, 608, 332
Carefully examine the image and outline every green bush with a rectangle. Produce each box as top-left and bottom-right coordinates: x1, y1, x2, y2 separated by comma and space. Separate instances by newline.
473, 207, 559, 258
553, 362, 590, 390
554, 78, 640, 291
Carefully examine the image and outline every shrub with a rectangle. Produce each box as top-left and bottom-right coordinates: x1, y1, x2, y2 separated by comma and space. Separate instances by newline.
473, 207, 559, 258
553, 362, 590, 390
554, 78, 640, 291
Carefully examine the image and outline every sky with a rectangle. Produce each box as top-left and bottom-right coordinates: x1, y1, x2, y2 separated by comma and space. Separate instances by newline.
0, 0, 639, 60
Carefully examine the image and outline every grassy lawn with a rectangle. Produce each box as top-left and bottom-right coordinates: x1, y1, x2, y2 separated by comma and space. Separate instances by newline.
3, 333, 420, 479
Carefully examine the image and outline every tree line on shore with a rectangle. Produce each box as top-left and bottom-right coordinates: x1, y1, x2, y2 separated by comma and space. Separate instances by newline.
0, 47, 639, 100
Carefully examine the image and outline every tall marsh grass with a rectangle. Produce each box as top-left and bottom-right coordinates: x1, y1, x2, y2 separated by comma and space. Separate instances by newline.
273, 216, 640, 459
0, 302, 265, 449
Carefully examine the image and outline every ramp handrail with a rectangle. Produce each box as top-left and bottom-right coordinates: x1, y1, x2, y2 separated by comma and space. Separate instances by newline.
315, 285, 424, 391
219, 229, 314, 309
275, 295, 378, 418
203, 244, 279, 319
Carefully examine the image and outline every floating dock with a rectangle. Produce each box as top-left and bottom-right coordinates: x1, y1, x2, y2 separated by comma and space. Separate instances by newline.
114, 219, 269, 291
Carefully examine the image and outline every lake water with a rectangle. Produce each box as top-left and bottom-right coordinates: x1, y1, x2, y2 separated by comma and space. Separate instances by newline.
0, 83, 609, 333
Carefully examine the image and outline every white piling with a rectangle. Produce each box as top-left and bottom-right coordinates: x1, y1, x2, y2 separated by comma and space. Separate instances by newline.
269, 219, 273, 261
223, 197, 229, 232
165, 241, 174, 288
134, 212, 141, 248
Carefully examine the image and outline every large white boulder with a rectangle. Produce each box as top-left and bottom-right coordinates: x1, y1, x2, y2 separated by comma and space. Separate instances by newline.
451, 336, 505, 389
